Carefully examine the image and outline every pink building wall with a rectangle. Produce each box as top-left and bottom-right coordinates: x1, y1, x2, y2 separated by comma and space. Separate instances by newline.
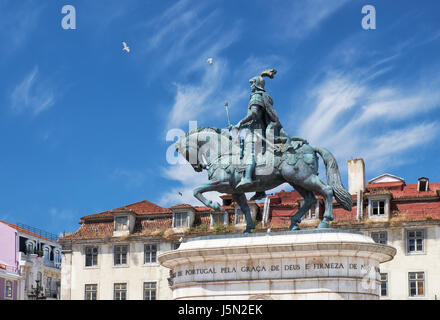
0, 222, 18, 270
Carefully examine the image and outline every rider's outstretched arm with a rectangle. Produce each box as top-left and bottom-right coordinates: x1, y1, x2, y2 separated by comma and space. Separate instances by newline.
237, 105, 262, 128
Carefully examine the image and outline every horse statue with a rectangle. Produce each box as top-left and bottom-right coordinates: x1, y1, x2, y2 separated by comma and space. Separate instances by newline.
175, 127, 353, 233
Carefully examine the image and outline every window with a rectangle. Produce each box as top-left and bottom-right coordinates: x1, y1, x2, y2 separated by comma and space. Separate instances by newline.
371, 200, 385, 215
143, 282, 156, 300
371, 231, 388, 244
418, 178, 429, 192
54, 250, 61, 266
84, 284, 97, 300
235, 209, 245, 224
5, 280, 12, 298
114, 245, 128, 265
380, 273, 388, 297
85, 246, 98, 267
211, 213, 225, 226
43, 247, 50, 260
173, 212, 188, 228
144, 244, 157, 263
409, 272, 424, 297
114, 216, 128, 231
407, 230, 424, 253
45, 277, 52, 296
114, 283, 127, 300
26, 242, 34, 254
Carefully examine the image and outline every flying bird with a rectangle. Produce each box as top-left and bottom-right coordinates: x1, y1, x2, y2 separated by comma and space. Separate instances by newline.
178, 192, 183, 196
122, 41, 130, 53
207, 58, 213, 64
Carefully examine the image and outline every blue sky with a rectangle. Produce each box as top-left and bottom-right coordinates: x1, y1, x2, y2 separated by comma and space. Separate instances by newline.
0, 0, 439, 235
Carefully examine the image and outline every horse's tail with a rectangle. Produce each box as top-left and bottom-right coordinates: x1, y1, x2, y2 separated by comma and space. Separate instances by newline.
313, 146, 353, 211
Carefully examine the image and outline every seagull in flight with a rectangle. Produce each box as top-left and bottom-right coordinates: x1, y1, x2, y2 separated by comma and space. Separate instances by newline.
122, 41, 130, 53
207, 58, 213, 64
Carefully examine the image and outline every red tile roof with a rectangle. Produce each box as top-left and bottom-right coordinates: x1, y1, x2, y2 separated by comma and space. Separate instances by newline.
366, 182, 440, 199
365, 182, 405, 189
81, 200, 171, 220
169, 204, 194, 209
61, 178, 440, 241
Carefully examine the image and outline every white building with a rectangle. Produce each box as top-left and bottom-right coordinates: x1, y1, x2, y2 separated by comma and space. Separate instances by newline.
59, 160, 440, 300
58, 198, 260, 300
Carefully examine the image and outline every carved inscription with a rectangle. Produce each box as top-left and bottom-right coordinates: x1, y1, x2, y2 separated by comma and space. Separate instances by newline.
172, 262, 376, 279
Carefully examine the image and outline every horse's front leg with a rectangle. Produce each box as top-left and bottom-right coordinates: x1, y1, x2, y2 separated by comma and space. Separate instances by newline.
193, 181, 224, 211
232, 193, 255, 234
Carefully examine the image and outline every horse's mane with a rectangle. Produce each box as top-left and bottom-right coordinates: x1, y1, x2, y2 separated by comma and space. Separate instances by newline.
184, 127, 232, 140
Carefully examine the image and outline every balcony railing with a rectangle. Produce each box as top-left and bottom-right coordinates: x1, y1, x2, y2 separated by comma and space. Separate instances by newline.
43, 259, 61, 269
0, 263, 19, 274
16, 222, 58, 242
19, 253, 61, 269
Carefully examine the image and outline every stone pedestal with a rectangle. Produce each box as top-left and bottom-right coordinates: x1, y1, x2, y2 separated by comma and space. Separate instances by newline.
158, 229, 396, 300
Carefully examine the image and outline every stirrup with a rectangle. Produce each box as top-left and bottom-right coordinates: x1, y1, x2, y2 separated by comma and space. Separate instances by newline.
236, 178, 253, 190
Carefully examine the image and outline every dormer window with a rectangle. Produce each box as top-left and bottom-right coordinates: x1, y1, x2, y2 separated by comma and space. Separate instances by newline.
368, 195, 390, 220
173, 212, 188, 228
211, 212, 227, 228
170, 206, 195, 230
112, 210, 135, 236
371, 200, 385, 216
235, 209, 246, 224
418, 178, 429, 192
114, 216, 129, 231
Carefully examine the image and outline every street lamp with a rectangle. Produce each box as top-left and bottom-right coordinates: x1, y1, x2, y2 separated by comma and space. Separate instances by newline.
28, 279, 46, 300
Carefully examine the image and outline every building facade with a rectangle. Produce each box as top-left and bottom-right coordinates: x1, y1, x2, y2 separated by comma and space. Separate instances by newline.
59, 159, 440, 300
0, 221, 62, 300
0, 222, 21, 300
58, 198, 261, 300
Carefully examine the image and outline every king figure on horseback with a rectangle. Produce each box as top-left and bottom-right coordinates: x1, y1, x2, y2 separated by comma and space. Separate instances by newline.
230, 69, 307, 200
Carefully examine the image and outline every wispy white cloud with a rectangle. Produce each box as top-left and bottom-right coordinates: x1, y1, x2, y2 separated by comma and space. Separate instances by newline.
10, 66, 56, 116
271, 0, 350, 40
292, 37, 440, 174
0, 1, 43, 54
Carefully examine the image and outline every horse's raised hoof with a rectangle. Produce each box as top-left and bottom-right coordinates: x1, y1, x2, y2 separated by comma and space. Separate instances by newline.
318, 220, 330, 229
290, 224, 300, 231
243, 227, 255, 234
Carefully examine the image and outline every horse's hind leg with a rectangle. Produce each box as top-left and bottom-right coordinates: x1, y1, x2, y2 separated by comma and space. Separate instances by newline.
232, 193, 255, 234
297, 174, 334, 229
289, 184, 316, 230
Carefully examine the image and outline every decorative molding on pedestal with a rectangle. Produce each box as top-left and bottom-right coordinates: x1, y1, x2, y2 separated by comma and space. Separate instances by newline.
158, 229, 396, 300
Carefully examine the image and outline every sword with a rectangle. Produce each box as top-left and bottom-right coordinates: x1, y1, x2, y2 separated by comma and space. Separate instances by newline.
224, 102, 231, 127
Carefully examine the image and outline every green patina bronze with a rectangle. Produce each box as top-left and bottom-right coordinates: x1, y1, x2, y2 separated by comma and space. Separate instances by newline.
175, 69, 352, 233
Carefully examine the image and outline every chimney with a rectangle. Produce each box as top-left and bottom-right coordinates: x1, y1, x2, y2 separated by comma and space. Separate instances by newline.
347, 158, 365, 195
348, 158, 365, 220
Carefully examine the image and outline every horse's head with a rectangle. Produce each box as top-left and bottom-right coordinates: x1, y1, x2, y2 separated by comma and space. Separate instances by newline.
175, 130, 205, 172
175, 127, 240, 173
